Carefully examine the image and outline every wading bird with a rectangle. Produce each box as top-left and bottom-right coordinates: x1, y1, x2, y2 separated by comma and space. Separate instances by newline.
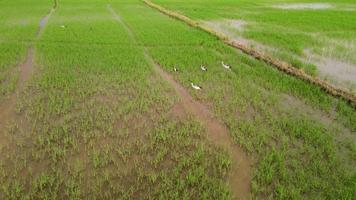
201, 65, 207, 71
191, 83, 202, 90
174, 66, 178, 72
222, 61, 231, 70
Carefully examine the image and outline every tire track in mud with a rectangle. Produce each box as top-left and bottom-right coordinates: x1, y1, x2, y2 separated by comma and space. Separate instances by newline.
0, 6, 55, 143
108, 4, 251, 199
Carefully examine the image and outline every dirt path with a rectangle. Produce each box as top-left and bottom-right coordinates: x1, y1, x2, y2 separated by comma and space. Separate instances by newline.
108, 4, 251, 199
0, 6, 55, 142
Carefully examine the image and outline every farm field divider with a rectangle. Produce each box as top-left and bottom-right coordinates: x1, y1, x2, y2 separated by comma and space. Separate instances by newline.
142, 0, 356, 106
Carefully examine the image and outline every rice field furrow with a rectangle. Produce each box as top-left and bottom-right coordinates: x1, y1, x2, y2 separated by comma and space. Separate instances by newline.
0, 0, 355, 199
108, 5, 252, 198
0, 0, 233, 198
110, 1, 355, 199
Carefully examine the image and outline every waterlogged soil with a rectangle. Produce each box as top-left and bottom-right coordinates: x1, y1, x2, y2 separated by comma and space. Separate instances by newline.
305, 49, 356, 92
201, 19, 272, 55
0, 46, 33, 124
0, 7, 54, 152
317, 58, 356, 84
38, 8, 55, 36
281, 93, 356, 169
108, 5, 252, 199
201, 19, 356, 93
202, 19, 251, 47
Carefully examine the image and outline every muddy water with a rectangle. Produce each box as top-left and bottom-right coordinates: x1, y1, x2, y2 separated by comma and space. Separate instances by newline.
108, 4, 252, 199
202, 20, 250, 47
304, 49, 356, 91
316, 58, 356, 83
38, 9, 55, 37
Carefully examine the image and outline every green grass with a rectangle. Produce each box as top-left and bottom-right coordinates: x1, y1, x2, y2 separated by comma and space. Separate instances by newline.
113, 1, 355, 199
0, 0, 52, 100
151, 0, 356, 85
0, 0, 355, 199
0, 0, 231, 199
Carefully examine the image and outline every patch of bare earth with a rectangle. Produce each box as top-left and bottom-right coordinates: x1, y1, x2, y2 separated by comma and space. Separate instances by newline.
108, 5, 252, 199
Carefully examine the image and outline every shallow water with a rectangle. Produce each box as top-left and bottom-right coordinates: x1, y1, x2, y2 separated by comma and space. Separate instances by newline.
273, 3, 333, 10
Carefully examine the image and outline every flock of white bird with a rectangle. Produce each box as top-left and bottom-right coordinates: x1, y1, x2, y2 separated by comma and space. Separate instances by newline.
175, 61, 231, 90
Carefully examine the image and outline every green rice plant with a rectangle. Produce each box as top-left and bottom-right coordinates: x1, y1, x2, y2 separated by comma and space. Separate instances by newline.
0, 0, 354, 199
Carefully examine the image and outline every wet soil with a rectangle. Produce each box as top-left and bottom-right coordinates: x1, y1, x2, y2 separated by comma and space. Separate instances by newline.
304, 49, 356, 92
0, 7, 54, 151
202, 19, 250, 47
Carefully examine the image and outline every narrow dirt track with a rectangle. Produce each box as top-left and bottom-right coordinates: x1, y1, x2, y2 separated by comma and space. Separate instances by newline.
0, 6, 55, 134
108, 4, 251, 199
0, 47, 33, 126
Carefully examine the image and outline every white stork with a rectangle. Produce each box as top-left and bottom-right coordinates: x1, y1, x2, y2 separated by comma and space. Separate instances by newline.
191, 83, 202, 90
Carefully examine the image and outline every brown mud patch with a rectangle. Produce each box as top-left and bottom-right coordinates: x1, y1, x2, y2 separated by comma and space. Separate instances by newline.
0, 48, 34, 149
108, 5, 252, 199
0, 7, 55, 154
169, 102, 187, 120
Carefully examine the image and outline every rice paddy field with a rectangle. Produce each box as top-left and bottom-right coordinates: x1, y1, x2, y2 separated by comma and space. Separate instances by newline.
151, 0, 356, 92
0, 0, 355, 199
